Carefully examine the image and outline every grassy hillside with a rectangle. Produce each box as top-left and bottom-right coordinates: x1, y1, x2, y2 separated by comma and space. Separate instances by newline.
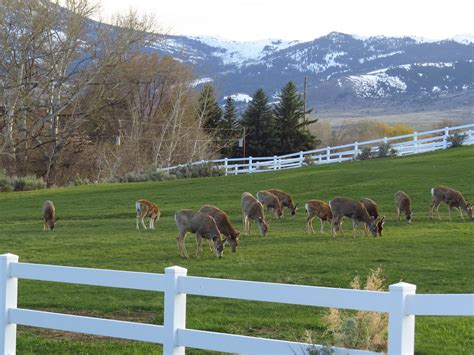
1, 146, 473, 354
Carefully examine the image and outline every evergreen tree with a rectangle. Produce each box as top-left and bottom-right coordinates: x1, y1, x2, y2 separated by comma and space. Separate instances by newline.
273, 81, 319, 155
220, 96, 241, 156
197, 84, 222, 131
241, 89, 277, 157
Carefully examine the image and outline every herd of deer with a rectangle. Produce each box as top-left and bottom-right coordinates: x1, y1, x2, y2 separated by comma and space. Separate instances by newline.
42, 185, 472, 259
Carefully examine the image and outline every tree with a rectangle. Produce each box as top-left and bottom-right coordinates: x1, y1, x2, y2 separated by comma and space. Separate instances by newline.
273, 81, 318, 155
197, 84, 222, 131
241, 89, 277, 157
219, 95, 241, 156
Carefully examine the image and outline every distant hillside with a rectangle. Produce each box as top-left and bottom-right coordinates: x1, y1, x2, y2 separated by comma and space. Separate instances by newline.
148, 32, 474, 115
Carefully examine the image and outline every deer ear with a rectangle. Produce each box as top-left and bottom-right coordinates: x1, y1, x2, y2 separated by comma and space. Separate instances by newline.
380, 216, 385, 225
295, 203, 299, 208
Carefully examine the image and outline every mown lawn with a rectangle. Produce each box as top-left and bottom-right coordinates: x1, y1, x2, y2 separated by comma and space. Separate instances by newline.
0, 146, 473, 354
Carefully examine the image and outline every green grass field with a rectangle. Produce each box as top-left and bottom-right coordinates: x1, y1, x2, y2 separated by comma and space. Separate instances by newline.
1, 146, 473, 354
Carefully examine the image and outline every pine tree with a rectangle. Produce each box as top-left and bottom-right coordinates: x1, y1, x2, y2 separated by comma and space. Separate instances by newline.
197, 84, 222, 131
220, 96, 241, 156
273, 81, 318, 155
241, 89, 277, 157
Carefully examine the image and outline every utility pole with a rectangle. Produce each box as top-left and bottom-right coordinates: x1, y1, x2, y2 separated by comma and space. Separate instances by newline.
303, 76, 307, 126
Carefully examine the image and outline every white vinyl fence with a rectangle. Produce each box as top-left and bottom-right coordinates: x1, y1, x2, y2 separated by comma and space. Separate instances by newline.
158, 123, 474, 175
1, 254, 473, 354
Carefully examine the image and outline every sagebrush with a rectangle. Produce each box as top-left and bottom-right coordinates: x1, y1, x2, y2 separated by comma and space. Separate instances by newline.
323, 268, 388, 352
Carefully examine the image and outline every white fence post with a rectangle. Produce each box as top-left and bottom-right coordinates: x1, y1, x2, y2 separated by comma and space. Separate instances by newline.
248, 156, 253, 173
273, 155, 277, 170
0, 253, 18, 355
354, 141, 359, 159
388, 282, 416, 355
224, 158, 228, 176
163, 266, 187, 355
413, 132, 418, 153
299, 151, 304, 167
444, 126, 449, 149
326, 146, 331, 162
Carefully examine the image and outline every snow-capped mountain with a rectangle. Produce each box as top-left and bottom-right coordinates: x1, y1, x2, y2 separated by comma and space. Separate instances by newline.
148, 31, 473, 110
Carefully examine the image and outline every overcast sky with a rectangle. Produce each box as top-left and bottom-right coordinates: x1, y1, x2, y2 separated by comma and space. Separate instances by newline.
96, 0, 473, 41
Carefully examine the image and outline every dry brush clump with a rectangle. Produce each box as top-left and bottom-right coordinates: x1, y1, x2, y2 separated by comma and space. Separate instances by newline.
322, 268, 388, 353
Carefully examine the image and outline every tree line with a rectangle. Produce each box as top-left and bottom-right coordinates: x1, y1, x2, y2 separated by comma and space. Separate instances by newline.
197, 81, 319, 158
0, 1, 319, 187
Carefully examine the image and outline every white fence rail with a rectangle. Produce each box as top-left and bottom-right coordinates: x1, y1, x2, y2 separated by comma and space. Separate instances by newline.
158, 123, 474, 175
1, 254, 473, 354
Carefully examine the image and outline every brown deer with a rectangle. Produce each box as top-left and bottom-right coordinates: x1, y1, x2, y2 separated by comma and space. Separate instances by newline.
136, 199, 161, 230
430, 186, 473, 220
360, 198, 385, 236
42, 200, 57, 231
199, 205, 240, 252
268, 188, 299, 217
241, 192, 268, 237
329, 197, 377, 238
305, 200, 333, 234
394, 191, 413, 223
175, 209, 225, 258
256, 190, 283, 218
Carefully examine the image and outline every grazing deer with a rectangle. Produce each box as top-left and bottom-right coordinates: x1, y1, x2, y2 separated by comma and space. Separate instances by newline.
305, 200, 333, 234
329, 197, 377, 238
268, 189, 298, 217
256, 190, 283, 218
360, 198, 385, 236
241, 192, 268, 237
394, 191, 413, 223
199, 205, 240, 252
136, 199, 161, 230
430, 186, 473, 220
175, 209, 225, 258
42, 200, 57, 231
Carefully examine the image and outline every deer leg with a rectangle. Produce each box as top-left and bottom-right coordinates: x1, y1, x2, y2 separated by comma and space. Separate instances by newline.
207, 239, 213, 253
149, 217, 153, 229
435, 204, 441, 220
136, 216, 140, 230
397, 208, 401, 222
195, 234, 202, 257
141, 216, 147, 230
331, 217, 341, 238
319, 218, 324, 233
459, 207, 465, 221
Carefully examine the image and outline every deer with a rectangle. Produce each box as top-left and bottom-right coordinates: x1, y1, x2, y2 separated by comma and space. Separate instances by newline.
329, 197, 377, 238
175, 209, 225, 258
199, 205, 240, 252
268, 188, 299, 217
360, 198, 385, 236
241, 192, 268, 237
305, 200, 333, 234
256, 190, 283, 218
136, 199, 161, 230
430, 186, 473, 221
42, 200, 57, 231
394, 191, 414, 223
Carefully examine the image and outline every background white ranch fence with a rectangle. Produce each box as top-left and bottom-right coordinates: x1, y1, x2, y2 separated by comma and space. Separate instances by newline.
1, 254, 473, 354
158, 123, 474, 175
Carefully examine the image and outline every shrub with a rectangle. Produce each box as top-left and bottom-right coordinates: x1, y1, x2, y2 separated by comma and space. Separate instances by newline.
447, 133, 467, 148
0, 171, 13, 192
357, 147, 372, 160
303, 155, 316, 166
12, 175, 47, 191
108, 163, 224, 184
322, 268, 388, 352
377, 143, 397, 158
